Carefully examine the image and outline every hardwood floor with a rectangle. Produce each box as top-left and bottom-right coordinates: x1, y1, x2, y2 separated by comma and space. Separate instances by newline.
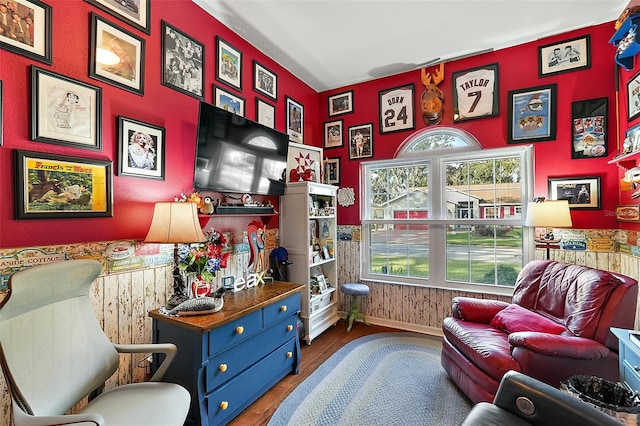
228, 320, 404, 426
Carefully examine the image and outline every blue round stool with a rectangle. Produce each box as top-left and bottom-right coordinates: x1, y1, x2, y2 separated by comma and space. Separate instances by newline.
340, 283, 370, 332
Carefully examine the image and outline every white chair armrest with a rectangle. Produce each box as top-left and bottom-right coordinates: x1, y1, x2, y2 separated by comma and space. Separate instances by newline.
13, 400, 104, 426
113, 343, 178, 382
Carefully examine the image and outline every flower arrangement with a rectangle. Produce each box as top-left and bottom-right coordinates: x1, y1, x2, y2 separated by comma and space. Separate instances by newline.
177, 229, 230, 283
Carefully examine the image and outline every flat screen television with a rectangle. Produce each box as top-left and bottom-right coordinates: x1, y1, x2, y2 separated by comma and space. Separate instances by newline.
194, 102, 289, 196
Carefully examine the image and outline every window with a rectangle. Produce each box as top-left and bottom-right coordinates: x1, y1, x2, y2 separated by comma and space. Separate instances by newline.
361, 127, 534, 294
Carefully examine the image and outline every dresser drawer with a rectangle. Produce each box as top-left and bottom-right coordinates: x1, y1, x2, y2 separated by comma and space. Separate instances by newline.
207, 338, 298, 425
208, 309, 262, 357
205, 317, 297, 392
264, 293, 300, 327
621, 342, 640, 392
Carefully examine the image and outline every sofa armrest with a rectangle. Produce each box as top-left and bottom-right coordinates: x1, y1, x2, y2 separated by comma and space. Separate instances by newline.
452, 297, 510, 323
508, 332, 610, 359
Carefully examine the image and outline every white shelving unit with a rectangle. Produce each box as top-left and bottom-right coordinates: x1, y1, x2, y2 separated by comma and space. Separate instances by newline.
280, 181, 339, 345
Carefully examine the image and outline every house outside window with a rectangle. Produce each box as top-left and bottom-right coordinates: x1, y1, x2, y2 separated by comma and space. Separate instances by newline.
360, 127, 534, 294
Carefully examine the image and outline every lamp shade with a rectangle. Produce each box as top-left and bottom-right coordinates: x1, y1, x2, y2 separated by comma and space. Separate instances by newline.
144, 202, 207, 243
525, 200, 572, 228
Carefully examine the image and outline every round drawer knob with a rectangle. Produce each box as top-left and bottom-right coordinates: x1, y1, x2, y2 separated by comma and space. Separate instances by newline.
281, 305, 287, 312
286, 351, 293, 358
287, 324, 294, 331
634, 365, 640, 372
220, 401, 229, 410
219, 364, 227, 372
235, 326, 244, 334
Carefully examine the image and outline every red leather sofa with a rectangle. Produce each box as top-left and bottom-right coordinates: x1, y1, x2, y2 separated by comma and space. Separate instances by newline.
441, 260, 638, 404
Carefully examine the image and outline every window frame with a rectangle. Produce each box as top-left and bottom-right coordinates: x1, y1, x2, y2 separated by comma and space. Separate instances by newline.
360, 143, 535, 296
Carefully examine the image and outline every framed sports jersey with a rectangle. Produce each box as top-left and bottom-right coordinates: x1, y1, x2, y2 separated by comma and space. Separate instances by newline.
379, 84, 415, 134
507, 84, 557, 144
452, 63, 499, 122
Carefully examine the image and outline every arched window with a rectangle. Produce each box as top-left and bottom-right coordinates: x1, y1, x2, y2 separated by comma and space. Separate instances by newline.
360, 127, 534, 294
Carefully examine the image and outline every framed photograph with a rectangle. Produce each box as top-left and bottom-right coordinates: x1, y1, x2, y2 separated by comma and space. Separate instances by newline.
452, 63, 499, 122
31, 66, 102, 150
328, 90, 353, 116
507, 84, 557, 144
161, 21, 204, 100
624, 122, 640, 154
548, 176, 601, 210
117, 116, 165, 180
0, 0, 52, 64
214, 85, 245, 116
89, 13, 145, 95
253, 60, 277, 100
379, 84, 415, 134
0, 80, 3, 147
571, 97, 607, 159
256, 98, 275, 128
538, 35, 591, 77
286, 96, 303, 144
85, 0, 151, 34
14, 149, 113, 219
627, 70, 640, 122
348, 123, 374, 160
287, 142, 322, 183
316, 274, 328, 293
216, 36, 242, 91
324, 119, 343, 148
324, 157, 340, 185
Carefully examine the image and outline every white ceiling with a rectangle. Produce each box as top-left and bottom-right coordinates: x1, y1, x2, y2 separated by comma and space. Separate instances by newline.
194, 0, 627, 92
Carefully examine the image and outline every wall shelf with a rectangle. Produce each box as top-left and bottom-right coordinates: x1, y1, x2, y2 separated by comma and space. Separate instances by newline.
610, 13, 640, 70
608, 150, 639, 170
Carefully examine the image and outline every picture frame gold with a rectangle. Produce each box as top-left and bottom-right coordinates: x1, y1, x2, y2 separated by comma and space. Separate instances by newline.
15, 149, 113, 219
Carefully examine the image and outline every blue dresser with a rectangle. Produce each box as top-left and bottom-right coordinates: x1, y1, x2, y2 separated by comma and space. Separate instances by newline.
150, 282, 304, 426
611, 327, 640, 392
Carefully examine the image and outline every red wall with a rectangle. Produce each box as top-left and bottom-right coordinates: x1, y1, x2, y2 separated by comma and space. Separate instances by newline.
0, 4, 630, 248
0, 0, 319, 248
319, 23, 623, 230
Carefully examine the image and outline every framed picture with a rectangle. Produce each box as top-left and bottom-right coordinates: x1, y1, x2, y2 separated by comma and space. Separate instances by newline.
287, 142, 322, 183
624, 122, 640, 154
31, 66, 102, 150
85, 0, 151, 34
0, 80, 3, 147
0, 0, 52, 64
538, 35, 591, 77
379, 84, 415, 134
89, 12, 145, 95
117, 116, 165, 180
253, 60, 277, 100
324, 119, 343, 148
571, 97, 607, 159
316, 274, 328, 293
214, 85, 245, 115
548, 176, 601, 210
328, 90, 353, 116
286, 96, 303, 144
14, 149, 113, 219
507, 84, 557, 144
161, 21, 204, 100
324, 157, 340, 185
452, 63, 499, 122
627, 70, 640, 122
348, 123, 373, 159
256, 98, 275, 128
216, 36, 242, 91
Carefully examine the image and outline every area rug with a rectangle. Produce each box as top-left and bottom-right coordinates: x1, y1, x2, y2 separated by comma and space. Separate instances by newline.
268, 332, 473, 426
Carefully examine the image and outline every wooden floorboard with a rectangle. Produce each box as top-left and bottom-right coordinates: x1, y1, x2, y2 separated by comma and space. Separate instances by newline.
228, 319, 404, 426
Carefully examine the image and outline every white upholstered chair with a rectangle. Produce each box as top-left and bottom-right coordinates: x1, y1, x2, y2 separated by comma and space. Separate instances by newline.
0, 259, 190, 426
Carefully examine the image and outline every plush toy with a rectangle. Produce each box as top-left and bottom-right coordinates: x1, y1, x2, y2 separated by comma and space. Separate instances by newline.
248, 220, 265, 273
201, 196, 215, 214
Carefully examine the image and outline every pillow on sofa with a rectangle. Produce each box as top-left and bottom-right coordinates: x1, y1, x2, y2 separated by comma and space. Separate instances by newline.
490, 304, 565, 334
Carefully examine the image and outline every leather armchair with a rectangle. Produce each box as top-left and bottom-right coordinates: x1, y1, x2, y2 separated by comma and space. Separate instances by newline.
441, 260, 638, 404
0, 260, 191, 426
462, 370, 621, 426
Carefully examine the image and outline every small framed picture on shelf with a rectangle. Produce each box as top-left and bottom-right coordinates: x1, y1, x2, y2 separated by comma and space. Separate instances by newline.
316, 274, 328, 293
322, 246, 331, 260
